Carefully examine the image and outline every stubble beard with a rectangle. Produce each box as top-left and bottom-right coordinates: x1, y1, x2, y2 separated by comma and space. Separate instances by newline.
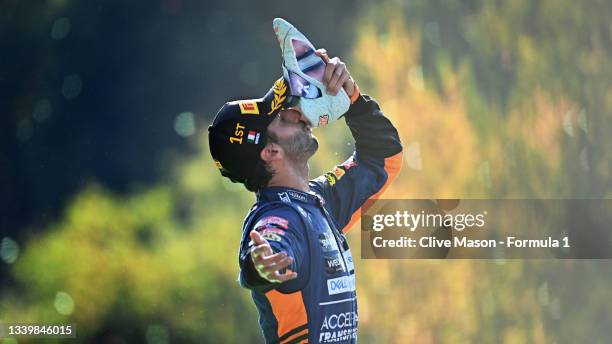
273, 129, 319, 178
286, 132, 318, 163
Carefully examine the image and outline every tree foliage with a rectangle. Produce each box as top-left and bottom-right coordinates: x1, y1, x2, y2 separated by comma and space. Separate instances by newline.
2, 1, 612, 343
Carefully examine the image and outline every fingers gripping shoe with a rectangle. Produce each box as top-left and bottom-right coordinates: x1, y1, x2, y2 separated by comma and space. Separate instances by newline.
273, 18, 351, 127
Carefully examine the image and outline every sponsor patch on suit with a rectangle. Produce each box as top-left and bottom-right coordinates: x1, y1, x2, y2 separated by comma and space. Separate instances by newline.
326, 275, 356, 295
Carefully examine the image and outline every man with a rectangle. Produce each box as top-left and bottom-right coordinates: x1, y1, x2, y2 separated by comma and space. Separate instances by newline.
208, 50, 403, 343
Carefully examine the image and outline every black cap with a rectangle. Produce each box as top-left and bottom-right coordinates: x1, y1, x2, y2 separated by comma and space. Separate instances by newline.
208, 77, 292, 187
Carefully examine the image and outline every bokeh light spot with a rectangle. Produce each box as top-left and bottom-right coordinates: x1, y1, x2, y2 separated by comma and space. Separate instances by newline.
408, 65, 424, 91
0, 237, 19, 264
549, 298, 561, 320
562, 110, 574, 137
54, 291, 75, 315
33, 99, 53, 122
537, 282, 550, 306
146, 324, 169, 344
174, 112, 195, 137
51, 17, 71, 40
579, 147, 590, 172
424, 21, 441, 46
62, 74, 82, 100
577, 108, 588, 133
406, 141, 422, 170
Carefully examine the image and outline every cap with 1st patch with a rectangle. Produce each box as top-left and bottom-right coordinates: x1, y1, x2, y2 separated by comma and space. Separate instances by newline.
208, 77, 292, 188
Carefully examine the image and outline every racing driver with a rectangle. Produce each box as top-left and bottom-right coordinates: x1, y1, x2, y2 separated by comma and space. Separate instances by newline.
208, 49, 403, 343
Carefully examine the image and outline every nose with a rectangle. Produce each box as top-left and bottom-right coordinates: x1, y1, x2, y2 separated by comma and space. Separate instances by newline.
280, 108, 309, 126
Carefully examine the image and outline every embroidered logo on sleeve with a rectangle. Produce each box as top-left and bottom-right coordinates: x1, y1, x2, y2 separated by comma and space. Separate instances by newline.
254, 216, 289, 242
255, 216, 289, 230
332, 166, 346, 180
322, 157, 358, 186
260, 229, 283, 242
341, 157, 358, 170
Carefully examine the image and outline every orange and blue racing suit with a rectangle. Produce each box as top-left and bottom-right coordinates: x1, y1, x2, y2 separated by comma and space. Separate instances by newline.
239, 94, 403, 343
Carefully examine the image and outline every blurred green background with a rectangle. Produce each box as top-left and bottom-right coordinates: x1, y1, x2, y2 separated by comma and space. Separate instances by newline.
1, 0, 612, 343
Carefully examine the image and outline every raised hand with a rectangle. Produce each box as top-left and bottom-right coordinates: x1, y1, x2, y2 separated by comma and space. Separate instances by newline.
315, 48, 356, 97
249, 230, 298, 283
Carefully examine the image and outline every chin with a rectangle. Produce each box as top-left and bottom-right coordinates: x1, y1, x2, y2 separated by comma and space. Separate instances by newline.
310, 135, 319, 153
310, 133, 318, 143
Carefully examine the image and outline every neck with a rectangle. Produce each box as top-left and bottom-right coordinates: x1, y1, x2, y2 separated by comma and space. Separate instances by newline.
267, 161, 310, 192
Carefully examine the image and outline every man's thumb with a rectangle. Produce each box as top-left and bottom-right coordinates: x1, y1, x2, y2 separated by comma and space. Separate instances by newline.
250, 230, 267, 245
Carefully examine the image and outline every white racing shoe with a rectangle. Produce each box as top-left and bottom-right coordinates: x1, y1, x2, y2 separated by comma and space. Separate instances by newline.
273, 18, 351, 128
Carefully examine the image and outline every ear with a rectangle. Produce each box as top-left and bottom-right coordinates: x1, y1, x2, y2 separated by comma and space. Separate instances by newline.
260, 143, 282, 163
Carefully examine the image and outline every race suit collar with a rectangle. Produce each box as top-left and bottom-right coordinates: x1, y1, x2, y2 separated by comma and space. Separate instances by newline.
257, 186, 322, 205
